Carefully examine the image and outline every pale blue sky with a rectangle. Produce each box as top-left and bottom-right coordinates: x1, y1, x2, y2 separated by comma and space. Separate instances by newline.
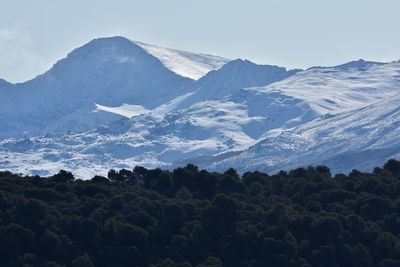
1, 0, 400, 83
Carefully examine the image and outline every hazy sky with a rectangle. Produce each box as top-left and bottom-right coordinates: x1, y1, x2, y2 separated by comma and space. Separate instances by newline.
1, 0, 400, 83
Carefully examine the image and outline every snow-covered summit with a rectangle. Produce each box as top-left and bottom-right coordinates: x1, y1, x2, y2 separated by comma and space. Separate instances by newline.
169, 59, 301, 110
0, 36, 194, 138
133, 40, 230, 80
23, 36, 192, 107
193, 59, 300, 97
309, 59, 385, 71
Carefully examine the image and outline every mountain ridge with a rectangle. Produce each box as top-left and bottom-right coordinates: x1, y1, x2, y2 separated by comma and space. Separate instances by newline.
0, 37, 195, 138
0, 36, 400, 178
133, 40, 230, 80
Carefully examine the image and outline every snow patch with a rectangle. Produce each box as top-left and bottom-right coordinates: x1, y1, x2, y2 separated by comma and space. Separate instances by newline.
95, 103, 150, 118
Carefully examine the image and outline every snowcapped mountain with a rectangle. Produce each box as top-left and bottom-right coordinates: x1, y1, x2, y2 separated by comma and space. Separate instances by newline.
0, 37, 232, 139
0, 37, 400, 178
172, 61, 400, 173
169, 59, 301, 111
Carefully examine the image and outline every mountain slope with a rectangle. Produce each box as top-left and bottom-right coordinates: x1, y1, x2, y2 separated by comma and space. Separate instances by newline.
177, 85, 400, 175
0, 37, 194, 138
260, 61, 400, 115
0, 78, 13, 89
133, 41, 231, 80
19, 36, 193, 108
166, 59, 301, 111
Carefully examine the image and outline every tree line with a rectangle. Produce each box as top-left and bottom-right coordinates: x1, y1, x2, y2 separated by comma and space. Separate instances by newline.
1, 159, 400, 266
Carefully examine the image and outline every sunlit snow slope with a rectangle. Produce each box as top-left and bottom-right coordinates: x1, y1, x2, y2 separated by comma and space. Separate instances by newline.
187, 90, 400, 175
134, 41, 230, 80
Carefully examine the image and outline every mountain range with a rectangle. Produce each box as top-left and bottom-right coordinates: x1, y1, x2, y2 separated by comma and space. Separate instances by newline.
0, 36, 399, 178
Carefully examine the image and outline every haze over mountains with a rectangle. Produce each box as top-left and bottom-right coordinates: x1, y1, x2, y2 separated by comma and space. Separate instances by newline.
1, 36, 399, 178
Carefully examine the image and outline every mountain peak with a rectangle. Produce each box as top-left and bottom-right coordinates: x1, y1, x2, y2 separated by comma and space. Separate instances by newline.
4, 36, 194, 127
333, 59, 385, 69
219, 58, 302, 75
308, 59, 385, 71
201, 58, 298, 83
221, 58, 254, 68
173, 59, 301, 107
66, 36, 231, 81
86, 35, 131, 44
64, 36, 149, 63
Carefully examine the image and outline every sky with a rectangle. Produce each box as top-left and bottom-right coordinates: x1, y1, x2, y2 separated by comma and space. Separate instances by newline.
1, 0, 400, 83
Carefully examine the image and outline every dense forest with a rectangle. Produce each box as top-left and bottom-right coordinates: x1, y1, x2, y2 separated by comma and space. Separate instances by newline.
1, 160, 400, 266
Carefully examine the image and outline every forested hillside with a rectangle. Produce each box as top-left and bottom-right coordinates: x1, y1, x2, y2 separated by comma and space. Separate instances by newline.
1, 160, 400, 266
